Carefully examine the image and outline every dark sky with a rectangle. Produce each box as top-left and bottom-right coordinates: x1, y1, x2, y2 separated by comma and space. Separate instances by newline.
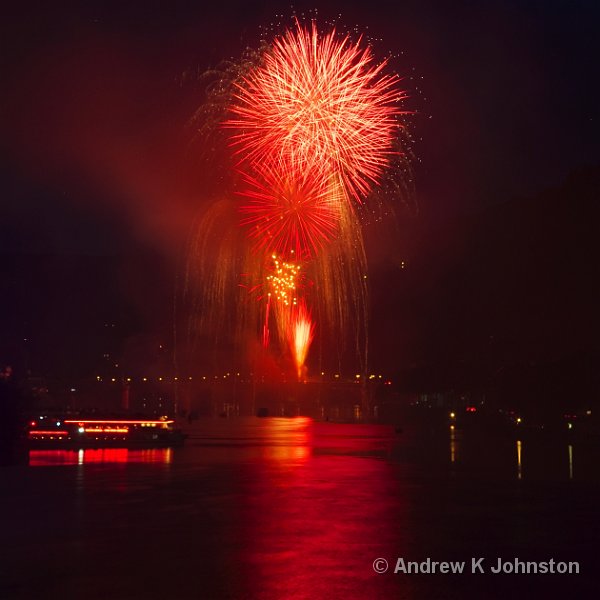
1, 0, 599, 375
2, 0, 599, 247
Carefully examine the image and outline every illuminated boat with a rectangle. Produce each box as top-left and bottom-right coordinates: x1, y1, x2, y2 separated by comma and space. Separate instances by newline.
27, 416, 185, 448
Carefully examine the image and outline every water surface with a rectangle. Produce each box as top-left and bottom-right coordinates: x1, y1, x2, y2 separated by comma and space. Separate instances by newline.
1, 418, 598, 599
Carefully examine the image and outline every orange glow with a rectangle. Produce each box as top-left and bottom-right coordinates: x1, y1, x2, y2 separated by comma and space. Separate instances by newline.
261, 417, 312, 462
28, 430, 68, 436
290, 302, 314, 380
83, 427, 129, 434
65, 419, 173, 425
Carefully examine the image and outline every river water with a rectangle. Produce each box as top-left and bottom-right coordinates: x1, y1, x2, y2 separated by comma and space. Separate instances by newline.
1, 417, 599, 598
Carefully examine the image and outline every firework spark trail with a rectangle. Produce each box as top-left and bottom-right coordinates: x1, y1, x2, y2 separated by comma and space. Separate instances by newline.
227, 21, 404, 202
289, 302, 314, 380
263, 294, 271, 348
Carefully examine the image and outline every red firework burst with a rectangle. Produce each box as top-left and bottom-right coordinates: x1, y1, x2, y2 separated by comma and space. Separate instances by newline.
227, 21, 404, 201
239, 157, 342, 260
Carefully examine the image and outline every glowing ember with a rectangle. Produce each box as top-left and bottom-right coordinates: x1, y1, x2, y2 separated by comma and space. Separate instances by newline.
266, 255, 300, 307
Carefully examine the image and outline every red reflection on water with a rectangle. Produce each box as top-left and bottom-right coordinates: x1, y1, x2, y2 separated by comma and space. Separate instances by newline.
239, 420, 408, 599
29, 448, 173, 466
259, 417, 312, 463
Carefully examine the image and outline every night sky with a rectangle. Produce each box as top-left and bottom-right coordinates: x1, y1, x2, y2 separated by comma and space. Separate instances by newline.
1, 0, 599, 377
